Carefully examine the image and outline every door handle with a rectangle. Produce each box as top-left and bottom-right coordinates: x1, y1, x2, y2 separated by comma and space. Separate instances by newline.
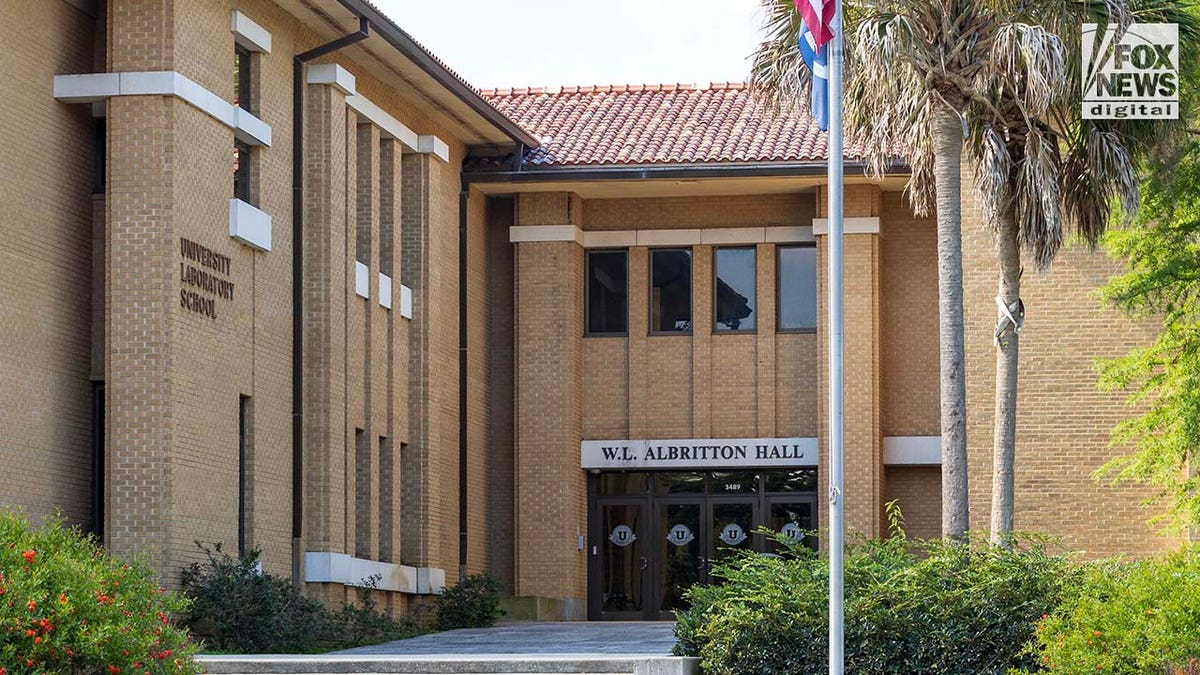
640, 556, 649, 571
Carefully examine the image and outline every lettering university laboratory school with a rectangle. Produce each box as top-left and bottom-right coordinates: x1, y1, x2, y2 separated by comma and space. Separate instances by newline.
179, 237, 235, 320
580, 437, 818, 470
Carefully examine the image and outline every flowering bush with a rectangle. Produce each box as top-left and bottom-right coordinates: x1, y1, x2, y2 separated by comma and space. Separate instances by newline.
0, 511, 199, 675
1033, 547, 1200, 674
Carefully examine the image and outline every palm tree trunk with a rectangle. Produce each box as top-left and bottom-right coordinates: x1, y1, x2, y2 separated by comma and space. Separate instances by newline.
990, 204, 1020, 545
930, 102, 970, 541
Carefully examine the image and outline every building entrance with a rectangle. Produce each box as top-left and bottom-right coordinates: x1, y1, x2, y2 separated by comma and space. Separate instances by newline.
587, 470, 818, 620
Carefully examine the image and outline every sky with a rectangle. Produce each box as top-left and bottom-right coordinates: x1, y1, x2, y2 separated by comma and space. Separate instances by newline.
372, 0, 766, 90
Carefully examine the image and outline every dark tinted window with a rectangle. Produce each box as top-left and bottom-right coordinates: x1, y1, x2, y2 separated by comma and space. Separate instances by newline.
765, 468, 818, 493
714, 247, 757, 331
650, 249, 692, 333
587, 250, 628, 334
235, 45, 252, 111
778, 245, 817, 331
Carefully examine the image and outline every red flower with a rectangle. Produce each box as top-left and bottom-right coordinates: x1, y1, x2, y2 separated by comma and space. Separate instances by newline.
1094, 630, 1103, 637
21, 550, 35, 564
24, 629, 36, 637
26, 600, 35, 612
34, 636, 42, 644
59, 593, 68, 604
95, 592, 112, 604
26, 660, 34, 667
1, 666, 6, 675
108, 665, 121, 674
157, 612, 168, 625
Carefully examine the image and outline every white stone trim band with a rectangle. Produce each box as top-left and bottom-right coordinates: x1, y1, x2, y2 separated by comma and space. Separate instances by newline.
509, 225, 815, 247
344, 91, 451, 163
812, 217, 880, 235
231, 10, 271, 53
882, 436, 941, 465
303, 552, 445, 594
53, 71, 272, 146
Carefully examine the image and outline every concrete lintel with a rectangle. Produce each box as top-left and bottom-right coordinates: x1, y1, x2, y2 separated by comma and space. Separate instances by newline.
302, 552, 421, 594
346, 93, 419, 150
231, 10, 272, 53
306, 63, 355, 96
583, 230, 637, 248
509, 224, 583, 245
882, 436, 941, 465
416, 135, 450, 163
228, 198, 272, 252
399, 285, 413, 319
53, 71, 272, 147
765, 225, 816, 243
812, 216, 880, 235
378, 272, 392, 309
636, 229, 703, 247
354, 261, 369, 299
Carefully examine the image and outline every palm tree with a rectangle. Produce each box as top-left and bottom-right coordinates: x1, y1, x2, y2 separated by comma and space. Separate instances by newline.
752, 0, 1063, 539
752, 0, 1195, 542
977, 6, 1197, 542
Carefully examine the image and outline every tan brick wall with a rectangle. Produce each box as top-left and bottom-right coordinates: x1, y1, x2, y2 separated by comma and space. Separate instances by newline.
959, 168, 1179, 555
884, 466, 941, 540
0, 0, 97, 528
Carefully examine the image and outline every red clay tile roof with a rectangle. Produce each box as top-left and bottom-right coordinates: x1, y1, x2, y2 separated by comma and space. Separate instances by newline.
480, 82, 858, 167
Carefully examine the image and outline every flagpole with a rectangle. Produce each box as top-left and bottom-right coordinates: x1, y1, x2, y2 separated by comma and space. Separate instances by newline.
827, 0, 845, 672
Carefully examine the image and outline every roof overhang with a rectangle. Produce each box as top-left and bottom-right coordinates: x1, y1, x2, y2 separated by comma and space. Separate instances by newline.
465, 161, 912, 199
276, 0, 539, 148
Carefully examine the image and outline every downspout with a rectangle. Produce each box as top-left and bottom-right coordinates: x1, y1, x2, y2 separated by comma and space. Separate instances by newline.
291, 15, 370, 587
459, 187, 469, 581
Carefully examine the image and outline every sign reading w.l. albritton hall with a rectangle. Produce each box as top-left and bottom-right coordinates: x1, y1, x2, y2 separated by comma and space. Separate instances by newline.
179, 237, 235, 320
581, 438, 818, 470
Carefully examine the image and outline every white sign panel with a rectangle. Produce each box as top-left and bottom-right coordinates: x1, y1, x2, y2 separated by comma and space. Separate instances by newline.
581, 437, 818, 470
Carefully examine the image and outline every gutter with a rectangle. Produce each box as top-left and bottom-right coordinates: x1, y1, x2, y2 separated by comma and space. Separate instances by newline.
462, 160, 908, 185
332, 0, 540, 150
458, 187, 469, 580
292, 13, 371, 588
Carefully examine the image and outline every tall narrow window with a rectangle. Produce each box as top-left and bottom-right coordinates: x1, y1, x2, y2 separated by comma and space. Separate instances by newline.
90, 382, 105, 541
778, 245, 817, 331
238, 395, 251, 557
355, 429, 371, 559
650, 248, 692, 333
378, 436, 393, 562
714, 247, 757, 332
586, 250, 628, 335
233, 45, 254, 205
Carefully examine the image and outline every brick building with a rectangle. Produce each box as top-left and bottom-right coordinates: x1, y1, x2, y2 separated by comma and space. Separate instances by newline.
0, 0, 1178, 622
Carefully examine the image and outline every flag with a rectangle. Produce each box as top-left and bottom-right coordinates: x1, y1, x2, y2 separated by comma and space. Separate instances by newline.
798, 23, 829, 131
794, 0, 836, 53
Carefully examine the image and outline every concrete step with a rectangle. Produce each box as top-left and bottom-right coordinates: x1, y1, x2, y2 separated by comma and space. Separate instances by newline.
197, 655, 698, 675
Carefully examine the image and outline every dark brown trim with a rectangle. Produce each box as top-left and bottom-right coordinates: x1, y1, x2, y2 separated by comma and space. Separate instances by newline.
464, 160, 907, 184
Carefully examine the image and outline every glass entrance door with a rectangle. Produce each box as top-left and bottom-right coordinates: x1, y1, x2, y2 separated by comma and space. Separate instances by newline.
597, 500, 649, 619
709, 498, 757, 563
658, 499, 702, 617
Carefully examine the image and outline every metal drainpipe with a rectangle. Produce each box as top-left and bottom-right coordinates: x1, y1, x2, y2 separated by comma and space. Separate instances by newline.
291, 15, 370, 588
459, 187, 469, 581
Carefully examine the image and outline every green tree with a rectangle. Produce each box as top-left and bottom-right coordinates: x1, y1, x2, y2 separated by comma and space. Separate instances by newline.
1099, 139, 1200, 530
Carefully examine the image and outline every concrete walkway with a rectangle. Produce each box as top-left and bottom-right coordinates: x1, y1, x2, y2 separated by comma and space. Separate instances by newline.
337, 621, 679, 657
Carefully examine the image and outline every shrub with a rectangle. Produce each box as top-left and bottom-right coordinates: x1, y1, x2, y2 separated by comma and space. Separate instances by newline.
435, 574, 503, 631
181, 543, 417, 653
675, 532, 1072, 675
0, 510, 200, 675
1033, 547, 1200, 674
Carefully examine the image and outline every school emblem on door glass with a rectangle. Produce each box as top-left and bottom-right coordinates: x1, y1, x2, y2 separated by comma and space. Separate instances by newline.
719, 523, 747, 546
780, 521, 805, 544
609, 525, 637, 547
666, 523, 695, 546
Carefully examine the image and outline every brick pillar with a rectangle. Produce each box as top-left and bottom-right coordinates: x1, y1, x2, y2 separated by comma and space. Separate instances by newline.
301, 81, 350, 564
817, 185, 884, 537
692, 246, 713, 437
104, 94, 176, 577
400, 152, 431, 567
379, 138, 404, 566
756, 242, 778, 434
513, 192, 586, 619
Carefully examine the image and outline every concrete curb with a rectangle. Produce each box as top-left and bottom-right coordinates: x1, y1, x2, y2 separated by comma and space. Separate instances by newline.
196, 654, 700, 675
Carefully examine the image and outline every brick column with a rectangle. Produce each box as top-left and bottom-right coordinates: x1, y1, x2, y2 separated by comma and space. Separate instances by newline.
817, 185, 884, 537
379, 138, 404, 566
400, 152, 431, 567
301, 81, 350, 563
512, 192, 586, 620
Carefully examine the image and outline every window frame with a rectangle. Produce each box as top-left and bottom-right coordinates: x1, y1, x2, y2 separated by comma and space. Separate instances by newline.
235, 44, 253, 112
648, 247, 694, 336
776, 243, 818, 334
584, 247, 630, 337
712, 245, 758, 335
